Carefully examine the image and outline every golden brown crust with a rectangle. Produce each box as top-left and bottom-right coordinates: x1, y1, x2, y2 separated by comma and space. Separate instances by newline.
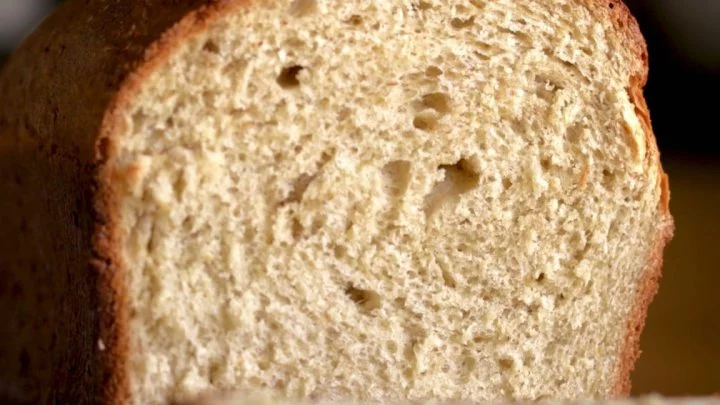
583, 0, 675, 396
95, 1, 250, 402
0, 0, 671, 402
612, 198, 674, 397
585, 0, 649, 83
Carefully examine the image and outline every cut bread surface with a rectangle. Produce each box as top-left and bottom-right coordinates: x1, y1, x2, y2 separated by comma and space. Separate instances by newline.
0, 0, 672, 404
106, 0, 670, 403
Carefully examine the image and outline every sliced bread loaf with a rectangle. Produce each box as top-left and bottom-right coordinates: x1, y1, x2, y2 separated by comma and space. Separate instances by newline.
0, 0, 672, 404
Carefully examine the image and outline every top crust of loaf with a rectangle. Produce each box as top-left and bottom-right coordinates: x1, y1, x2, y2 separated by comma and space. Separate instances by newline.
591, 2, 673, 397
0, 0, 672, 403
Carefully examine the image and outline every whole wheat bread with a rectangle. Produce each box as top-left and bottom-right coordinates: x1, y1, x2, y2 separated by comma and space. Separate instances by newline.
0, 0, 673, 404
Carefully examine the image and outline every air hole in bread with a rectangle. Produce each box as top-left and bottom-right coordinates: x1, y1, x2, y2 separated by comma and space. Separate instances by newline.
416, 1, 432, 11
522, 352, 534, 367
291, 218, 303, 239
403, 343, 416, 366
242, 226, 256, 243
441, 268, 457, 288
333, 244, 347, 259
424, 158, 480, 216
288, 0, 317, 17
451, 16, 475, 29
536, 272, 545, 282
472, 334, 486, 344
336, 108, 352, 122
502, 177, 513, 190
344, 285, 382, 313
382, 160, 411, 197
277, 65, 304, 88
310, 217, 325, 234
413, 112, 438, 131
281, 173, 315, 206
515, 30, 532, 45
602, 169, 615, 187
500, 27, 532, 45
475, 41, 493, 53
421, 92, 452, 114
473, 51, 490, 61
514, 31, 533, 46
455, 4, 471, 13
181, 217, 194, 232
202, 40, 220, 54
567, 124, 583, 143
425, 65, 443, 77
534, 76, 559, 102
498, 358, 514, 370
569, 231, 584, 247
469, 0, 486, 9
202, 91, 216, 107
345, 15, 363, 26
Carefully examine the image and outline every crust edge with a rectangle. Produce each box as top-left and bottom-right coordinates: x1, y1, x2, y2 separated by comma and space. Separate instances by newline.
93, 1, 251, 403
590, 0, 676, 396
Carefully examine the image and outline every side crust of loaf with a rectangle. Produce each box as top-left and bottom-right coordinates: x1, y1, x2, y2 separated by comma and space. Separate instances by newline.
93, 3, 252, 403
0, 0, 673, 403
596, 1, 675, 393
614, 175, 673, 395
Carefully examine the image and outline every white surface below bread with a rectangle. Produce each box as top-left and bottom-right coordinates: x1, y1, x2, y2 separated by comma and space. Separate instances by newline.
181, 392, 720, 405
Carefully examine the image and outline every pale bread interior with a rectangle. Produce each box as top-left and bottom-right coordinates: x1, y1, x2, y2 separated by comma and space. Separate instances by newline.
110, 0, 666, 403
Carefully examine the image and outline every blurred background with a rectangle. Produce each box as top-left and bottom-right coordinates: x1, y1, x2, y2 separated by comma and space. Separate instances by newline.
1, 0, 718, 397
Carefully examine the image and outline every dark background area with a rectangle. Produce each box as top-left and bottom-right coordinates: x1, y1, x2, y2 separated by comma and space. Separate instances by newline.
623, 1, 720, 160
1, 0, 718, 397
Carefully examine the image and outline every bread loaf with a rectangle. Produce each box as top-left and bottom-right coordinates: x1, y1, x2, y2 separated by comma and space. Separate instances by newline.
0, 0, 673, 404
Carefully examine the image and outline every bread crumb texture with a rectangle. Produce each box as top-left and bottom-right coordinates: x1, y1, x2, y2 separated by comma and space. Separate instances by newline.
108, 0, 669, 403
